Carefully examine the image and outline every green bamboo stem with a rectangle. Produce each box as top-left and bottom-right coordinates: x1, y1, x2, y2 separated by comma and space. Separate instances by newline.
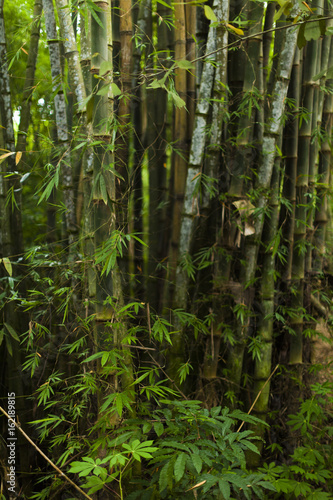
305, 2, 326, 272
79, 3, 92, 95
200, 0, 229, 386
167, 6, 218, 385
129, 0, 151, 302
313, 35, 333, 273
248, 144, 282, 466
280, 49, 301, 281
186, 2, 196, 138
226, 1, 301, 395
115, 0, 133, 228
0, 1, 31, 490
262, 2, 275, 86
166, 0, 188, 293
243, 3, 301, 287
173, 14, 217, 307
228, 0, 264, 197
145, 0, 171, 310
56, 0, 89, 257
289, 26, 324, 366
90, 0, 135, 416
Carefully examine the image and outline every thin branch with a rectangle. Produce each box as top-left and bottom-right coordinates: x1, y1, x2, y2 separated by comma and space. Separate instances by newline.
237, 364, 280, 433
0, 405, 93, 500
191, 16, 333, 64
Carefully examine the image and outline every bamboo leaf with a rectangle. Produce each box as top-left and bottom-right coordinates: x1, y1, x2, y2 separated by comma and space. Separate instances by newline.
38, 177, 57, 204
226, 23, 244, 35
5, 335, 13, 356
101, 352, 109, 366
2, 257, 12, 276
4, 323, 19, 341
186, 480, 206, 492
204, 5, 217, 22
15, 151, 22, 165
302, 1, 313, 13
20, 172, 30, 184
116, 394, 123, 418
0, 152, 15, 163
156, 0, 174, 9
312, 68, 327, 81
313, 64, 333, 81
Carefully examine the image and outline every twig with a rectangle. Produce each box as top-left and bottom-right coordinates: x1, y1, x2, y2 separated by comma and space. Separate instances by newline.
191, 15, 333, 65
0, 405, 93, 500
237, 364, 279, 433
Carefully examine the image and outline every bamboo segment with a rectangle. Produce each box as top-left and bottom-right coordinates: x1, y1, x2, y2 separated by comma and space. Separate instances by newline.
80, 3, 92, 95
167, 0, 188, 292
244, 7, 301, 286
145, 0, 171, 310
56, 0, 89, 254
0, 0, 30, 490
289, 20, 325, 366
173, 19, 217, 306
248, 145, 282, 466
116, 0, 133, 227
186, 2, 196, 138
44, 0, 76, 256
225, 1, 301, 396
44, 0, 69, 143
280, 49, 300, 281
228, 0, 264, 197
167, 5, 218, 384
314, 48, 333, 273
90, 0, 135, 418
200, 0, 229, 388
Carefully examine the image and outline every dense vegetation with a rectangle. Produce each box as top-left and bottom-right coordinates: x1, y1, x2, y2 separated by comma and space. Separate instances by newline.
0, 0, 333, 497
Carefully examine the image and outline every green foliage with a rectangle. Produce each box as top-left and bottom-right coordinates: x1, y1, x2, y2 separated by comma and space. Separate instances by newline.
66, 400, 274, 499
2, 0, 333, 499
95, 231, 147, 276
260, 382, 333, 499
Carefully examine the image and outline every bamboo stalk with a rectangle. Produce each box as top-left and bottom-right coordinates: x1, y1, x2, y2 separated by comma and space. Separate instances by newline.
167, 4, 218, 385
116, 0, 133, 228
167, 0, 188, 295
247, 144, 282, 466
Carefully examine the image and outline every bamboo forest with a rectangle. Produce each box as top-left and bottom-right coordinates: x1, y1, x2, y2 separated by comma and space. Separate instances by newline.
1, 0, 333, 497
